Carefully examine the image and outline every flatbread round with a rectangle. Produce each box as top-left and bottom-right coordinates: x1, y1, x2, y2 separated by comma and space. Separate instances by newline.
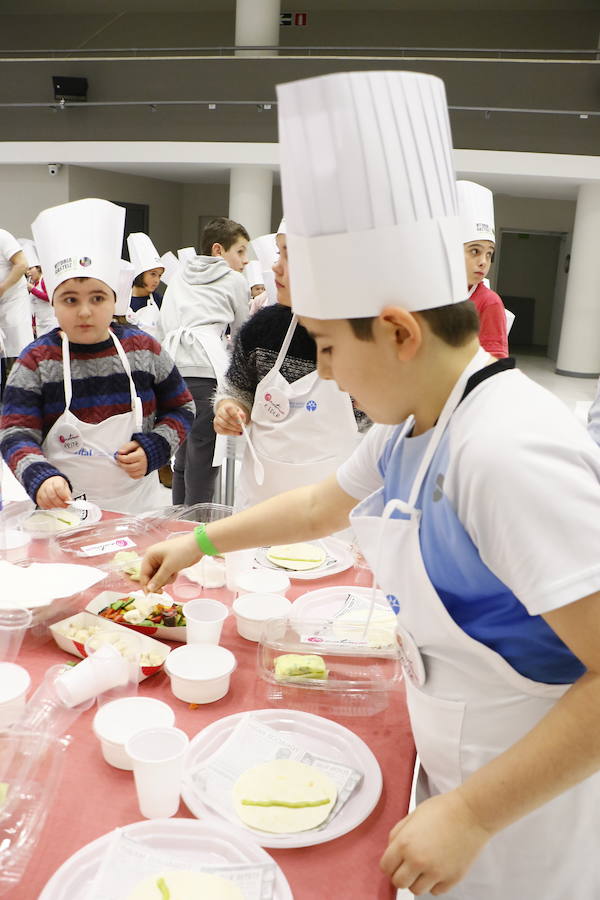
127, 870, 243, 900
266, 542, 326, 571
233, 758, 337, 833
22, 508, 81, 534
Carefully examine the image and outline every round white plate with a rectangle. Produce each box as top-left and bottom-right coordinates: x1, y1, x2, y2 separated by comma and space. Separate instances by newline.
38, 817, 293, 900
290, 585, 392, 623
21, 501, 102, 539
254, 538, 353, 582
181, 708, 382, 849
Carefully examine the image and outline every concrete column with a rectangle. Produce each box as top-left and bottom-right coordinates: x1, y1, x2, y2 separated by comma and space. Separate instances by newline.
235, 0, 280, 57
556, 183, 600, 377
229, 166, 273, 240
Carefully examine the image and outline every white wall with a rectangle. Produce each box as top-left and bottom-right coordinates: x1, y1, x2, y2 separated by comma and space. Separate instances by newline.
0, 165, 69, 239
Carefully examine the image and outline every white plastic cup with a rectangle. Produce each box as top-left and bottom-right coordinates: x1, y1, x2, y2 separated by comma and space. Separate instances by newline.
84, 632, 141, 706
20, 664, 94, 738
0, 608, 33, 663
55, 644, 132, 708
184, 598, 228, 645
125, 726, 189, 818
0, 662, 30, 728
224, 548, 257, 591
93, 696, 176, 770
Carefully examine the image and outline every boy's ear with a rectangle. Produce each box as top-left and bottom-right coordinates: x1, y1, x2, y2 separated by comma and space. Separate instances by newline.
378, 306, 423, 360
211, 242, 224, 258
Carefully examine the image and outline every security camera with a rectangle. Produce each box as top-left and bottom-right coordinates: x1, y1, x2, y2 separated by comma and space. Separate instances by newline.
47, 163, 62, 176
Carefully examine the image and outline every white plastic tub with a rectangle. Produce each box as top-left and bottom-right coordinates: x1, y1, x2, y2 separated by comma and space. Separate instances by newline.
164, 644, 236, 704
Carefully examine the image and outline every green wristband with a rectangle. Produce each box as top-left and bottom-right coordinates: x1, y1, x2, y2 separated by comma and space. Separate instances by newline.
194, 523, 221, 556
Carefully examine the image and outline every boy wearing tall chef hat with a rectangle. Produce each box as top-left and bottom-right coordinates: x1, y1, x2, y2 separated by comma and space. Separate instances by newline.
140, 71, 600, 898
457, 180, 509, 358
0, 198, 194, 515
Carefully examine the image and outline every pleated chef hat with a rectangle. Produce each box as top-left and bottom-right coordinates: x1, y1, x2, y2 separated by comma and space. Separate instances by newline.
457, 180, 495, 244
250, 233, 278, 273
245, 260, 265, 289
32, 198, 125, 301
18, 238, 40, 268
114, 261, 136, 315
276, 70, 467, 319
127, 232, 163, 278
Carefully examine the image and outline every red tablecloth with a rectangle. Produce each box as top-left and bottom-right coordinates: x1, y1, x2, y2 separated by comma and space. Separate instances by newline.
8, 523, 415, 900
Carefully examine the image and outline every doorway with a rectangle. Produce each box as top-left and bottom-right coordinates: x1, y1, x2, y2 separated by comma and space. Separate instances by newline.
111, 201, 149, 259
495, 230, 566, 353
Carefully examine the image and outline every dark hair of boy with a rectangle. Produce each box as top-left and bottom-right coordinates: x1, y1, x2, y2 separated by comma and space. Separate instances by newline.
348, 300, 480, 347
200, 217, 250, 256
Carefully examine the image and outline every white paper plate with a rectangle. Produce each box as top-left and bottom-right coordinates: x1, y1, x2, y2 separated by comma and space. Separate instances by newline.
20, 501, 102, 539
38, 817, 293, 900
254, 538, 353, 582
291, 585, 392, 623
181, 708, 382, 848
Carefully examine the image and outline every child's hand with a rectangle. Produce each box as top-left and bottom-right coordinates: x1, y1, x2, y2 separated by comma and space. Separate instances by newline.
115, 440, 148, 479
139, 533, 201, 593
214, 400, 248, 436
36, 476, 72, 509
380, 790, 491, 895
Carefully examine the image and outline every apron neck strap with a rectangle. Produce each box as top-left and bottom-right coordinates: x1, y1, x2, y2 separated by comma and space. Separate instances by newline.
406, 346, 490, 508
273, 313, 298, 373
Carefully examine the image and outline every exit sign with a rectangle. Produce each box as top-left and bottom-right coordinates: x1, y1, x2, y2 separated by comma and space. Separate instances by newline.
281, 12, 308, 26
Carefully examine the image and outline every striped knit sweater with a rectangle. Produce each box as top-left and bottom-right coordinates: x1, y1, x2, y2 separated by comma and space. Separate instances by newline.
0, 324, 195, 502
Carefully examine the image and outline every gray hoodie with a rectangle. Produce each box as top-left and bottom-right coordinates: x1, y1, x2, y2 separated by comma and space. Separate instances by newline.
158, 255, 249, 379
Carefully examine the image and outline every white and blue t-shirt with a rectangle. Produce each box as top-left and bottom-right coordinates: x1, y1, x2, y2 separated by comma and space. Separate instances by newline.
338, 365, 600, 685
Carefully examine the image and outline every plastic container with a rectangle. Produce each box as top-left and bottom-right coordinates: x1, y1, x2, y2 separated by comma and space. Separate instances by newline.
164, 644, 236, 704
0, 663, 31, 727
173, 503, 233, 524
0, 608, 33, 663
126, 726, 189, 819
92, 696, 175, 770
235, 569, 291, 597
183, 598, 228, 645
257, 617, 403, 717
232, 593, 292, 642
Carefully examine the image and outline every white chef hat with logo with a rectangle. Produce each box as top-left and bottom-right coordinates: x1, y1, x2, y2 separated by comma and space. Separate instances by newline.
457, 180, 495, 244
31, 198, 125, 302
159, 250, 180, 285
18, 238, 40, 268
114, 260, 136, 315
245, 260, 265, 290
276, 70, 467, 319
127, 232, 164, 278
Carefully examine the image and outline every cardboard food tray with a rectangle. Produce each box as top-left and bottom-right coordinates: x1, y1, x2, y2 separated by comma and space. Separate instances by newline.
49, 610, 170, 679
85, 590, 187, 642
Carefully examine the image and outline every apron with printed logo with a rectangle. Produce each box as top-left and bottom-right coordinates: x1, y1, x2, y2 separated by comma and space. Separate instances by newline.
42, 330, 163, 514
235, 314, 359, 509
126, 294, 160, 338
350, 347, 600, 899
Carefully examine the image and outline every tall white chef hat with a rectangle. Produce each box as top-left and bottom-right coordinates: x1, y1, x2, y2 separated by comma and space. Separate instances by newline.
31, 198, 125, 302
114, 261, 136, 315
245, 260, 265, 289
457, 181, 495, 245
276, 70, 467, 319
251, 233, 278, 273
127, 232, 164, 278
18, 238, 40, 268
159, 250, 180, 285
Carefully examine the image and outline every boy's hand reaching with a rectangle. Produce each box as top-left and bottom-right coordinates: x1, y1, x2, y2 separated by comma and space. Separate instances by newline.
36, 476, 72, 509
380, 790, 491, 895
115, 440, 148, 479
214, 400, 248, 436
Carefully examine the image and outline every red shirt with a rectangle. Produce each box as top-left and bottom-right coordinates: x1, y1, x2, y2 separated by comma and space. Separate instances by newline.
470, 282, 508, 358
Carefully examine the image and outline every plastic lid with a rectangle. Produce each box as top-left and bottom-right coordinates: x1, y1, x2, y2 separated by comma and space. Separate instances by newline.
165, 644, 236, 681
93, 696, 174, 744
0, 663, 31, 702
236, 570, 291, 596
233, 593, 292, 622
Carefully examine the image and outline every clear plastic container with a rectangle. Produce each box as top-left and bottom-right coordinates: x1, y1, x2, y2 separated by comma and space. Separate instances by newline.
173, 503, 233, 524
257, 616, 403, 717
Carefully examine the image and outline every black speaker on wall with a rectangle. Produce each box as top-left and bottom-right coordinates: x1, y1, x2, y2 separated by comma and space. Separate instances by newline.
52, 76, 88, 102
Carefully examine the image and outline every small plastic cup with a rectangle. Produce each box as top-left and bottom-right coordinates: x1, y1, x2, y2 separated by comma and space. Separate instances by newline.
125, 726, 189, 818
184, 598, 228, 645
0, 608, 33, 663
0, 662, 31, 728
93, 696, 175, 770
20, 664, 94, 738
84, 632, 141, 706
54, 641, 135, 708
224, 548, 257, 592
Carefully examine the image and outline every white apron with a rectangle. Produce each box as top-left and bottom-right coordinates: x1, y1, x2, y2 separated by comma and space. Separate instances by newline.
162, 323, 230, 466
31, 296, 58, 337
126, 294, 160, 338
42, 330, 163, 514
350, 348, 600, 899
235, 314, 359, 509
0, 281, 33, 356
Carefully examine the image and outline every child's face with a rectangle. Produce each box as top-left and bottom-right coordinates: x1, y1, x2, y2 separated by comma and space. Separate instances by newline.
464, 240, 494, 286
272, 234, 291, 307
215, 237, 249, 273
141, 268, 163, 293
53, 277, 115, 344
250, 283, 265, 299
